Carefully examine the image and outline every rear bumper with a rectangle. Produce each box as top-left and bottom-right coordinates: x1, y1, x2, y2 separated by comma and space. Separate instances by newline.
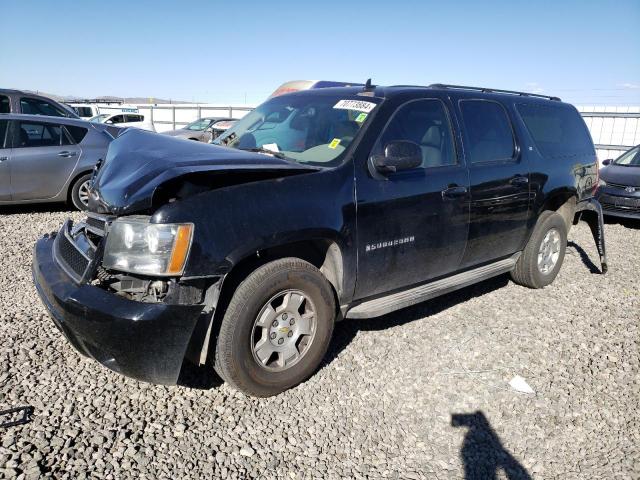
33, 233, 204, 385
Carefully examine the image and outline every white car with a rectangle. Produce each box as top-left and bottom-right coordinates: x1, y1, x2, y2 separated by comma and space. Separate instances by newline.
89, 112, 155, 132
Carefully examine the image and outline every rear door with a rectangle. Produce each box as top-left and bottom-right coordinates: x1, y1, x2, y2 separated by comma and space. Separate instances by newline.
455, 99, 531, 268
10, 120, 81, 200
0, 119, 11, 200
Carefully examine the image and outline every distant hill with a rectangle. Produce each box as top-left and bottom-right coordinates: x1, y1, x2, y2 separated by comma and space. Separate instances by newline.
23, 90, 196, 105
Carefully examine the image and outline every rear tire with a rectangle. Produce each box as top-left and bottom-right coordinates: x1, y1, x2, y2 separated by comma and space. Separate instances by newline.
214, 258, 336, 397
70, 174, 93, 211
511, 211, 567, 288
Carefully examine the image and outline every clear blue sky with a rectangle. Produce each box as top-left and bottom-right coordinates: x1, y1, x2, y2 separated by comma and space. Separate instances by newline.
1, 0, 638, 105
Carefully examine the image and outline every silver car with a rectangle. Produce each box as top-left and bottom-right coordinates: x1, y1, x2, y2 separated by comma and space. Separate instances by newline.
0, 114, 114, 210
162, 117, 236, 142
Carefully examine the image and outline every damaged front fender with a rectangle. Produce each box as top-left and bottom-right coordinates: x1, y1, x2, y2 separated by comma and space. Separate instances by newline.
575, 198, 608, 274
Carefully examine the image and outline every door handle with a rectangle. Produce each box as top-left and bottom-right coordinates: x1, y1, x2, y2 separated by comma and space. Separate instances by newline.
58, 151, 77, 158
0, 156, 7, 162
510, 175, 529, 186
441, 185, 468, 200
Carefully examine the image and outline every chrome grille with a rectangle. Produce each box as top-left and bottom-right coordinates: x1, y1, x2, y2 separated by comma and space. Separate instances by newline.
54, 224, 91, 282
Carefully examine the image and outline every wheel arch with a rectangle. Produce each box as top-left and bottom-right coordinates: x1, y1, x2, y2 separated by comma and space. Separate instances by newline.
539, 192, 577, 232
66, 169, 94, 204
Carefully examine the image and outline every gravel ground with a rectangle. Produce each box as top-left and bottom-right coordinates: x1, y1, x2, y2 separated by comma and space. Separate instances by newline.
0, 205, 638, 479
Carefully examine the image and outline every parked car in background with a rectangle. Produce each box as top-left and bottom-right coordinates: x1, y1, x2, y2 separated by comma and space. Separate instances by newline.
597, 144, 640, 219
33, 83, 608, 397
0, 89, 79, 118
269, 80, 363, 98
90, 112, 155, 132
162, 117, 236, 142
0, 114, 113, 210
69, 103, 140, 120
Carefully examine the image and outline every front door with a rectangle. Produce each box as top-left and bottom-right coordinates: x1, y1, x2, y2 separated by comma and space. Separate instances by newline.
354, 98, 470, 299
0, 119, 11, 200
10, 120, 81, 200
455, 99, 531, 268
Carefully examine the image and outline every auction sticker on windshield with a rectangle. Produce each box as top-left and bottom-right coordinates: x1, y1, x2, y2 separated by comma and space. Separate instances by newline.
333, 100, 376, 113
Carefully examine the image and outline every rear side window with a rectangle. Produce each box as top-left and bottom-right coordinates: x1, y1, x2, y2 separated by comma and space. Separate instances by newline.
0, 120, 8, 148
517, 104, 594, 158
460, 100, 515, 163
20, 97, 68, 117
64, 125, 88, 144
17, 121, 63, 147
0, 95, 9, 114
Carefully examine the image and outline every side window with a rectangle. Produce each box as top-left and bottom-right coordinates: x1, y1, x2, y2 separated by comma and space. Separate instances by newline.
375, 99, 457, 169
20, 97, 67, 117
0, 120, 8, 148
517, 103, 594, 158
110, 115, 125, 124
460, 100, 515, 163
0, 95, 10, 114
126, 114, 143, 122
64, 125, 88, 144
17, 122, 63, 148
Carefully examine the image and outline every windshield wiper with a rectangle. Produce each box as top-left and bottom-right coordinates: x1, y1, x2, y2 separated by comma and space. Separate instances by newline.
242, 147, 291, 161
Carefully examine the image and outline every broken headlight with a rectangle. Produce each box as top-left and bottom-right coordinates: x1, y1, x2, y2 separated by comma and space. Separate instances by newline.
102, 217, 194, 276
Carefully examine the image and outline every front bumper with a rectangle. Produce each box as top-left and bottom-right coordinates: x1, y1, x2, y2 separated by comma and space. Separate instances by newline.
33, 233, 204, 385
597, 188, 640, 219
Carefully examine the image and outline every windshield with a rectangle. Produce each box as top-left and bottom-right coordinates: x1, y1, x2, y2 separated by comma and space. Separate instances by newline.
613, 146, 640, 166
185, 118, 213, 131
90, 114, 110, 123
214, 93, 380, 166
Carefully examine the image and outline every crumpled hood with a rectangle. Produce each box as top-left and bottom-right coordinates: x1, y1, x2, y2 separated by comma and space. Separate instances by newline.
600, 164, 640, 187
91, 128, 318, 214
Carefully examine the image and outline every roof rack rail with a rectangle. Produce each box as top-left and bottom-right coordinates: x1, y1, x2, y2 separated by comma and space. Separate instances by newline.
429, 84, 561, 101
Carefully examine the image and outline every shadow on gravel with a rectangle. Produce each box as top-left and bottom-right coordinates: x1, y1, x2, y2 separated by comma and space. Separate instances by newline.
604, 216, 640, 229
324, 274, 509, 367
177, 360, 223, 390
0, 203, 72, 215
451, 411, 531, 480
567, 241, 602, 274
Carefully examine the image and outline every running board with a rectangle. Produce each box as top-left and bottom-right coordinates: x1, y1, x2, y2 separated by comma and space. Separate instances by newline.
345, 255, 519, 319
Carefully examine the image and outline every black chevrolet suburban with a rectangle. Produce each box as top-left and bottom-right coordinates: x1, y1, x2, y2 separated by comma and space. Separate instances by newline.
33, 83, 607, 396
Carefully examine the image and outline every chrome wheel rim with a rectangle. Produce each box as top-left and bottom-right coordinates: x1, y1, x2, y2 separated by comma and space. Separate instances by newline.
78, 180, 91, 206
251, 290, 317, 372
538, 228, 561, 274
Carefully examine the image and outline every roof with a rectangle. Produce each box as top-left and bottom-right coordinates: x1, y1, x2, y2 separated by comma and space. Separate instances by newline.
274, 83, 563, 105
0, 113, 95, 126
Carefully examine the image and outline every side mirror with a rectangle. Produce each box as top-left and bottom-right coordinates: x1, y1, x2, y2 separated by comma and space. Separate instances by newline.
602, 158, 612, 166
372, 140, 422, 174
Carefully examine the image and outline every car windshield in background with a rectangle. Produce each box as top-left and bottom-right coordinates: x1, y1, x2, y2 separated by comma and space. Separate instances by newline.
185, 118, 212, 131
214, 94, 380, 167
90, 114, 110, 123
613, 146, 640, 166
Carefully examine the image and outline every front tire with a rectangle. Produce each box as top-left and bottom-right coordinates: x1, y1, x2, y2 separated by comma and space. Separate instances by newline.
70, 174, 93, 211
511, 211, 567, 288
214, 258, 336, 397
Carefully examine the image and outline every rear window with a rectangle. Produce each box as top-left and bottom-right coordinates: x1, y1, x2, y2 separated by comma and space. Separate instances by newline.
460, 100, 515, 163
517, 103, 594, 158
64, 125, 88, 144
0, 95, 9, 114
